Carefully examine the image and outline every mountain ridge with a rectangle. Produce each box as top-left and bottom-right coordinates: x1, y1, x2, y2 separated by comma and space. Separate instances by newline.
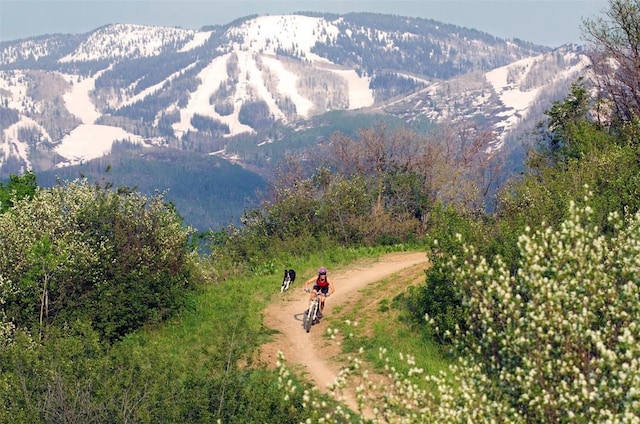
0, 12, 590, 229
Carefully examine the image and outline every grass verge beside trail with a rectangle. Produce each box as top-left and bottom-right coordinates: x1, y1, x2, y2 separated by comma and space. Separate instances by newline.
112, 244, 448, 421
324, 261, 452, 394
124, 245, 412, 376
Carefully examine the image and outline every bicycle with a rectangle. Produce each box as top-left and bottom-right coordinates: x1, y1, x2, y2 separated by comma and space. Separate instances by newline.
303, 289, 328, 333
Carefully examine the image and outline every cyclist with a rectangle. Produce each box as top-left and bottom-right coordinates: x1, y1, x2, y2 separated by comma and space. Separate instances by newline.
303, 267, 335, 318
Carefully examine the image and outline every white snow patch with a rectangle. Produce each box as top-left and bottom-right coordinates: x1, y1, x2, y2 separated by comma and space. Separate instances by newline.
485, 56, 539, 116
1, 117, 44, 170
62, 73, 101, 124
261, 56, 314, 118
484, 56, 541, 151
59, 24, 195, 62
485, 52, 590, 153
179, 31, 213, 52
238, 50, 286, 122
326, 68, 374, 109
55, 124, 143, 166
0, 70, 31, 112
227, 15, 339, 63
173, 52, 254, 136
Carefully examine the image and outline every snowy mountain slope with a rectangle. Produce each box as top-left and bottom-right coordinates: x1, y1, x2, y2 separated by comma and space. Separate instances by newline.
484, 47, 589, 151
223, 15, 340, 63
58, 24, 200, 63
0, 12, 587, 178
384, 44, 589, 152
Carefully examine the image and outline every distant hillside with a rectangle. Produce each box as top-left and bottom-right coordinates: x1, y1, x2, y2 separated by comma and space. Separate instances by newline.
35, 147, 266, 231
0, 12, 591, 227
1, 12, 580, 176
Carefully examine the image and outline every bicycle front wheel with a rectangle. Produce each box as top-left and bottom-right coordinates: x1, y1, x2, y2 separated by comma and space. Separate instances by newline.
303, 301, 318, 333
304, 305, 313, 332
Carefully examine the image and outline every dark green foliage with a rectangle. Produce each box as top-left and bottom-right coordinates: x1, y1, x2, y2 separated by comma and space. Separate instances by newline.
0, 325, 309, 424
369, 72, 424, 100
206, 370, 307, 423
157, 109, 181, 136
214, 162, 424, 268
0, 324, 107, 424
79, 192, 192, 341
533, 79, 611, 165
0, 106, 19, 130
190, 113, 230, 135
0, 170, 37, 213
238, 100, 273, 130
214, 101, 235, 116
402, 204, 504, 344
0, 179, 195, 343
410, 75, 640, 346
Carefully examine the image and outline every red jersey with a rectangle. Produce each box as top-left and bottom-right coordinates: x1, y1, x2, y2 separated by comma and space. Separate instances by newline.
316, 277, 329, 289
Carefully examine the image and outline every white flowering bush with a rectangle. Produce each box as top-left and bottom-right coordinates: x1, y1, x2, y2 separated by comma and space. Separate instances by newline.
449, 195, 640, 422
0, 179, 195, 342
280, 194, 640, 422
0, 275, 16, 347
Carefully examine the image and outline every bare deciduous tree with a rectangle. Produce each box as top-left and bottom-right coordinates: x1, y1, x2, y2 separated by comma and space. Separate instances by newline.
583, 0, 640, 123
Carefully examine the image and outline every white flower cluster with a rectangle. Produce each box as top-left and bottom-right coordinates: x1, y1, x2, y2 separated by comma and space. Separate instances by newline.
440, 195, 640, 422
277, 193, 640, 422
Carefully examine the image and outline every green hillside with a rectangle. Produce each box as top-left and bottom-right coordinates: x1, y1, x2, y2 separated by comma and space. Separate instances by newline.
36, 147, 266, 231
2, 2, 640, 422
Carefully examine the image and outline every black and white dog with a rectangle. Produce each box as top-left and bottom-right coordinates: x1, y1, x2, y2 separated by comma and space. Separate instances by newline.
281, 269, 296, 292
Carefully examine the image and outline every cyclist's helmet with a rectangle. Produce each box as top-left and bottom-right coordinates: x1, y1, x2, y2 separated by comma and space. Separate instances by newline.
318, 267, 327, 275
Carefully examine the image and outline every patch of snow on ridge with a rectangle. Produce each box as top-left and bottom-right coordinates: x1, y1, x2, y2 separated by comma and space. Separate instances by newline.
485, 50, 589, 152
329, 68, 374, 110
2, 116, 42, 171
179, 31, 213, 52
62, 73, 101, 124
226, 15, 339, 63
0, 70, 30, 112
485, 56, 541, 151
172, 53, 254, 137
261, 56, 314, 117
238, 50, 287, 122
486, 56, 539, 120
59, 24, 196, 62
1, 39, 51, 64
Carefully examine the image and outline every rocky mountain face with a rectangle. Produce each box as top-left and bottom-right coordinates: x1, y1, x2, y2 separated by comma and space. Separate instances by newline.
0, 12, 589, 179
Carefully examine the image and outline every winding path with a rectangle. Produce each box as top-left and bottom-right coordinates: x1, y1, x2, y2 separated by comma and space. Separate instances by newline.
259, 251, 429, 411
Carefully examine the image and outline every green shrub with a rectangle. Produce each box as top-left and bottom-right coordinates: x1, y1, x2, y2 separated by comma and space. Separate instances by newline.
0, 179, 195, 342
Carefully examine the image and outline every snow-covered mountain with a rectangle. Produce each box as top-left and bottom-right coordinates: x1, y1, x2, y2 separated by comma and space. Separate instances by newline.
0, 12, 589, 177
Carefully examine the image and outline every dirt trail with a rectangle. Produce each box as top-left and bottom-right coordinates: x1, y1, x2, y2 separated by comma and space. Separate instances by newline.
259, 251, 429, 412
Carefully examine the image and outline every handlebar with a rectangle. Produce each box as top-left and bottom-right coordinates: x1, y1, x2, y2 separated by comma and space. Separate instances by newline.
304, 288, 330, 296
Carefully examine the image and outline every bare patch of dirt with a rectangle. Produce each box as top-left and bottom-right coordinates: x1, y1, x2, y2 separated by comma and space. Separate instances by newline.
257, 251, 429, 413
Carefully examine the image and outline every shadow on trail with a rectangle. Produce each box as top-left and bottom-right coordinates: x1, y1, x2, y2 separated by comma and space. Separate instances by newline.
293, 312, 306, 323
